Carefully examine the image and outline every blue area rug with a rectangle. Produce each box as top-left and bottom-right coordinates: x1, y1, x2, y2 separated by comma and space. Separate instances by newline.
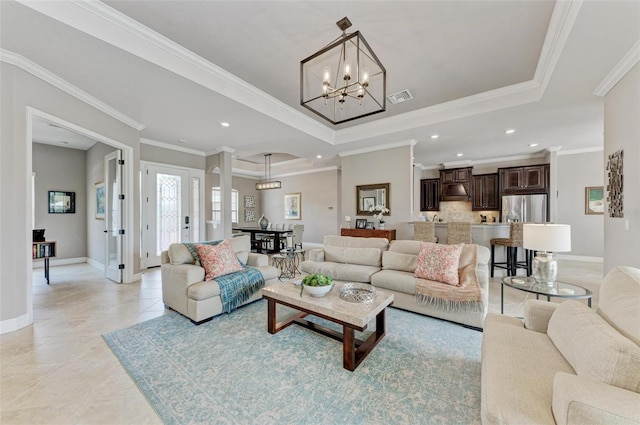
103, 300, 482, 425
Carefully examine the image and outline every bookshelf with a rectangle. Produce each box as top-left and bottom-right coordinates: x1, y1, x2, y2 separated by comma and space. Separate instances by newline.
33, 241, 56, 284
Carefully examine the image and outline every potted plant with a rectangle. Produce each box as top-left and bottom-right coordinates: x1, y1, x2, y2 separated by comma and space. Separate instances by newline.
300, 273, 334, 297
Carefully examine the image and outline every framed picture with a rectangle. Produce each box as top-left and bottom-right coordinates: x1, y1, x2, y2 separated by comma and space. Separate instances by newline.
48, 191, 75, 214
355, 218, 367, 229
244, 195, 255, 208
365, 221, 374, 229
585, 186, 604, 215
95, 182, 105, 220
284, 192, 302, 220
362, 196, 376, 211
244, 209, 255, 222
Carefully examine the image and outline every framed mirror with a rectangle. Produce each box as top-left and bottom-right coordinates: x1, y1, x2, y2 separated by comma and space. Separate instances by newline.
356, 183, 390, 215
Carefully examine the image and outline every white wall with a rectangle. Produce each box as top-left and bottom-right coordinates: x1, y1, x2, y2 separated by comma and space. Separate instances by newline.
33, 143, 87, 260
342, 145, 414, 240
0, 63, 140, 329
604, 62, 640, 271
557, 150, 604, 259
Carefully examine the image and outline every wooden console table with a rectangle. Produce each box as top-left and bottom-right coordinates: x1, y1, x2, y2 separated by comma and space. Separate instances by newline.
341, 228, 396, 242
33, 241, 56, 284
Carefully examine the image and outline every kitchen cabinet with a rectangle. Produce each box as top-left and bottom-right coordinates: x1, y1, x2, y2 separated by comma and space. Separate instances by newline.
499, 165, 549, 193
420, 178, 440, 211
440, 167, 472, 201
472, 174, 499, 210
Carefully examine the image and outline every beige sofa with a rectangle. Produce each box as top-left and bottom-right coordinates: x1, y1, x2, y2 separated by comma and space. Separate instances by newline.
301, 235, 490, 329
161, 235, 279, 324
481, 266, 640, 425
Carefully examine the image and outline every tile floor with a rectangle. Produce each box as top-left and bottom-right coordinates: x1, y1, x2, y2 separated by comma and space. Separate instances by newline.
1, 259, 603, 424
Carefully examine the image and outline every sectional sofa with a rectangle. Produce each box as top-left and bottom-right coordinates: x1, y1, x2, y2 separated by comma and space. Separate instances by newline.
161, 235, 279, 323
301, 235, 490, 329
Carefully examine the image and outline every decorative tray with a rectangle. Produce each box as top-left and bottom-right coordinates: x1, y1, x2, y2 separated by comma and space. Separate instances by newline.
339, 282, 376, 303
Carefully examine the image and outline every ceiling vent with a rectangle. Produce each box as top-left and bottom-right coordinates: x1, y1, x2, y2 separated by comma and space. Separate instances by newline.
387, 90, 413, 105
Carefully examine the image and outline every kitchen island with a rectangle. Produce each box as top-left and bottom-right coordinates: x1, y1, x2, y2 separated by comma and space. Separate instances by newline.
433, 222, 509, 248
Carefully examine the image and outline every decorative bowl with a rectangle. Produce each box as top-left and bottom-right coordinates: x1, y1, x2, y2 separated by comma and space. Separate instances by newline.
339, 282, 376, 303
302, 282, 334, 297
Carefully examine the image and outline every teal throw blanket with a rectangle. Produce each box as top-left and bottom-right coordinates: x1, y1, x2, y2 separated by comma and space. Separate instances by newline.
182, 241, 265, 314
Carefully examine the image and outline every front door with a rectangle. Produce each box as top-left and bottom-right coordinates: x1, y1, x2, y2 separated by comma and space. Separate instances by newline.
143, 164, 202, 268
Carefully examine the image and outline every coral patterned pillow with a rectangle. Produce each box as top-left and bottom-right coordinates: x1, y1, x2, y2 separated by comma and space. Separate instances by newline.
195, 240, 243, 281
414, 242, 464, 286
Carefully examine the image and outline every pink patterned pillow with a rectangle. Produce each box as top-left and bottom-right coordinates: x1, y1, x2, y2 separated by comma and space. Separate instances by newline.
195, 240, 243, 281
414, 242, 464, 286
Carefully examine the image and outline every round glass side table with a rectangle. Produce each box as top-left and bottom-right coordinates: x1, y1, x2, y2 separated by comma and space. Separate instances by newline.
500, 276, 592, 314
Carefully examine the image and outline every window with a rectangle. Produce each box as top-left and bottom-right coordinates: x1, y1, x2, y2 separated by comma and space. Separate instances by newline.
211, 187, 238, 224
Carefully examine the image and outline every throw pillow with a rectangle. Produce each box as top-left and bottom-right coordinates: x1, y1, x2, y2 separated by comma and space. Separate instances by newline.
195, 240, 243, 281
414, 242, 464, 286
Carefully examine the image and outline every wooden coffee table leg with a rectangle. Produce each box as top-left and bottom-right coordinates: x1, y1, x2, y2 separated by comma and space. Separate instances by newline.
267, 298, 277, 334
343, 327, 356, 371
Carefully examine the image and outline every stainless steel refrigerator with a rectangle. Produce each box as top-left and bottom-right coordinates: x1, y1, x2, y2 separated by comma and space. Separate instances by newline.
501, 194, 548, 223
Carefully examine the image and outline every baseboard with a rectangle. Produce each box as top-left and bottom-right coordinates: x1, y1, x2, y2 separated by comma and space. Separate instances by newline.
86, 257, 104, 270
0, 312, 32, 334
557, 254, 603, 263
32, 257, 87, 268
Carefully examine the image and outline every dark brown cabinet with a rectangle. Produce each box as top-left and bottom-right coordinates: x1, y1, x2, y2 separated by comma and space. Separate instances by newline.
472, 174, 499, 210
420, 178, 440, 211
440, 167, 472, 201
499, 165, 549, 193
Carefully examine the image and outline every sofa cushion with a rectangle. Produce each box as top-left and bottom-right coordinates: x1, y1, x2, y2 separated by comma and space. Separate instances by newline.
324, 245, 382, 267
481, 313, 575, 425
414, 242, 463, 285
388, 239, 422, 255
382, 251, 416, 273
196, 240, 244, 281
301, 261, 379, 283
548, 300, 640, 393
168, 243, 195, 265
324, 235, 389, 251
371, 269, 416, 295
597, 266, 640, 346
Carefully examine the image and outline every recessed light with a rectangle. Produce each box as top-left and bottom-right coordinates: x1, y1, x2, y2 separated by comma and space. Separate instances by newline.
59, 141, 69, 145
220, 122, 230, 127
505, 129, 516, 134
178, 139, 188, 144
316, 155, 322, 159
529, 143, 539, 147
431, 134, 439, 139
456, 153, 463, 157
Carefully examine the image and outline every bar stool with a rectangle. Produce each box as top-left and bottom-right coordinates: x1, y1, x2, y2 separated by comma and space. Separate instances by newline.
490, 222, 530, 277
413, 222, 437, 243
447, 222, 472, 244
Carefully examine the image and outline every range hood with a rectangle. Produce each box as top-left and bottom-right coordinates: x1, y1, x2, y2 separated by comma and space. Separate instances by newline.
442, 183, 469, 201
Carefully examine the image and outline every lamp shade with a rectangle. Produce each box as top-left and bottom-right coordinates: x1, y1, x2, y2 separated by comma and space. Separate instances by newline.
523, 224, 571, 252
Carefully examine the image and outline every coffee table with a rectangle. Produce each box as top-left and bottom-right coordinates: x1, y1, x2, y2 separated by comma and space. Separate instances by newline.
500, 276, 592, 314
262, 281, 394, 371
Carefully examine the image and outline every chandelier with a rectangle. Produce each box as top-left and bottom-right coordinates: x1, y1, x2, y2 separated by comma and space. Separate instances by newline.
255, 153, 281, 190
300, 17, 386, 125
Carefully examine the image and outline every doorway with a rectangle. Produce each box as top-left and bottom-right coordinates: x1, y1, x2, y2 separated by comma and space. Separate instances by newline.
141, 162, 205, 268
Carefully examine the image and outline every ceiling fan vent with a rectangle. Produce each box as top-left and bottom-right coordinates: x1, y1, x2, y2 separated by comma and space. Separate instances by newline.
387, 90, 413, 104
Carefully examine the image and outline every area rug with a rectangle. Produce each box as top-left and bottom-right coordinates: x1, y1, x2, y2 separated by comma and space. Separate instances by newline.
103, 300, 482, 425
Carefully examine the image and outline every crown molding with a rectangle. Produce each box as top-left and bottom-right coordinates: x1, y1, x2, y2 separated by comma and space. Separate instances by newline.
231, 165, 339, 179
593, 39, 640, 96
533, 0, 583, 93
339, 139, 417, 158
140, 138, 206, 156
556, 146, 603, 156
1, 49, 145, 131
17, 0, 582, 148
15, 0, 334, 144
414, 151, 548, 171
441, 160, 473, 168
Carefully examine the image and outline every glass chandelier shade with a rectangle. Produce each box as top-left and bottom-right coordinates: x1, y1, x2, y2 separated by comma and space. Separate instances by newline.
300, 18, 386, 125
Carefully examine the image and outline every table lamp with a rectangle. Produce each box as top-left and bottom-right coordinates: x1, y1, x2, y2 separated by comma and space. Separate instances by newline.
523, 224, 571, 286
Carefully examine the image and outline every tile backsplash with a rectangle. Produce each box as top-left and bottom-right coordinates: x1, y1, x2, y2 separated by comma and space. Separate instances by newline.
420, 201, 499, 223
